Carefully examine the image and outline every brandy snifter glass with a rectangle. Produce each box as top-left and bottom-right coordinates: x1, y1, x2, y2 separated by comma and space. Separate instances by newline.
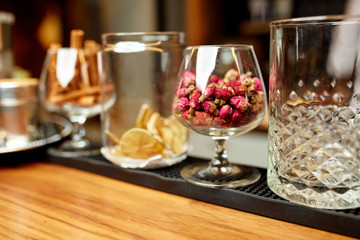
173, 45, 267, 188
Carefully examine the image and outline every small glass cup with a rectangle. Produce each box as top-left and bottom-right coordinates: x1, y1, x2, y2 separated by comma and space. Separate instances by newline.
100, 32, 188, 169
268, 16, 360, 209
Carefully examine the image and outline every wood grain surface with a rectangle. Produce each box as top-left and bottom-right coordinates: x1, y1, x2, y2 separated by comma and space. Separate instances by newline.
0, 162, 356, 240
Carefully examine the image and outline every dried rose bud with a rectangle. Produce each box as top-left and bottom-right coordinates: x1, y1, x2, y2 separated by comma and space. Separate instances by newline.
193, 111, 213, 126
199, 85, 214, 102
230, 96, 248, 112
242, 78, 254, 87
184, 71, 196, 80
189, 93, 201, 110
224, 69, 239, 81
219, 105, 233, 119
231, 109, 242, 122
229, 79, 240, 88
214, 87, 233, 100
182, 71, 196, 87
173, 97, 189, 113
234, 84, 247, 96
183, 110, 193, 120
203, 84, 216, 99
213, 117, 232, 127
209, 74, 219, 83
252, 77, 263, 91
229, 80, 246, 96
216, 79, 224, 88
190, 88, 201, 99
176, 87, 187, 98
202, 101, 218, 115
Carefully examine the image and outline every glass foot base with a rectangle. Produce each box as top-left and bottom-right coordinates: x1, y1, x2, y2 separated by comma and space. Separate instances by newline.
47, 139, 101, 158
181, 161, 261, 188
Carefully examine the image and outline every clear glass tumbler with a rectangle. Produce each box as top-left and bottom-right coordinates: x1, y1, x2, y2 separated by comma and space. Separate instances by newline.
100, 32, 188, 169
268, 16, 360, 209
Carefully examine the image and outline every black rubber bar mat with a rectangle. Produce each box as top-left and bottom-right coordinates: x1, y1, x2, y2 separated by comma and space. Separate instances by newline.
46, 154, 360, 238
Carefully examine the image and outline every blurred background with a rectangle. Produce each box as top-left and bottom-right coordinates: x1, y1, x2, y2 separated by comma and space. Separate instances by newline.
0, 0, 349, 83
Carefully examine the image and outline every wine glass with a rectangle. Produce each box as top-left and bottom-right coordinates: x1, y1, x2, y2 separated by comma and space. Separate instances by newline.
39, 45, 114, 157
173, 45, 267, 188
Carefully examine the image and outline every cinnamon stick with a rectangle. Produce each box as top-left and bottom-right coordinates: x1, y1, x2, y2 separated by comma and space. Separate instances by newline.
70, 29, 90, 88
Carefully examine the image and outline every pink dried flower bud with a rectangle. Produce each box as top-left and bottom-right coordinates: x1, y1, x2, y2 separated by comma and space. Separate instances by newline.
230, 96, 248, 112
193, 111, 213, 126
176, 87, 186, 98
216, 79, 224, 88
213, 117, 231, 127
214, 87, 233, 100
209, 74, 219, 83
183, 110, 193, 120
173, 97, 189, 113
252, 77, 262, 91
190, 88, 201, 99
182, 71, 196, 87
189, 94, 201, 110
176, 86, 195, 98
224, 69, 239, 81
204, 85, 216, 99
184, 71, 196, 80
219, 105, 233, 119
242, 78, 254, 87
231, 109, 242, 122
229, 80, 240, 88
202, 101, 218, 115
234, 84, 247, 96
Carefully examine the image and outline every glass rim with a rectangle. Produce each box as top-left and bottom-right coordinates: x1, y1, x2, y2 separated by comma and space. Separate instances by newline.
185, 44, 254, 50
101, 31, 185, 38
270, 15, 360, 27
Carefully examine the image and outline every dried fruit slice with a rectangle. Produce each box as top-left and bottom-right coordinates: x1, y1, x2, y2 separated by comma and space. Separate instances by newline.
118, 128, 163, 159
135, 103, 156, 129
147, 112, 165, 139
160, 116, 188, 154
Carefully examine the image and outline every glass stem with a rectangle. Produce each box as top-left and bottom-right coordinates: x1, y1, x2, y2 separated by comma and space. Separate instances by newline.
211, 137, 231, 174
69, 115, 87, 141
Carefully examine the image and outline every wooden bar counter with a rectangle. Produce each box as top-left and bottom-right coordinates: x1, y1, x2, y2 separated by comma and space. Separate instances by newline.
0, 161, 356, 240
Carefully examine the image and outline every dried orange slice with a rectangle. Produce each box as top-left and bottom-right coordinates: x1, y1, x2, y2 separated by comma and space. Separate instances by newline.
160, 116, 188, 154
147, 112, 165, 139
135, 103, 156, 129
118, 128, 163, 159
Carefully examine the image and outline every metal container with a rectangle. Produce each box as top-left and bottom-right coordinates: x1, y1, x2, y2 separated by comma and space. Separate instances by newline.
0, 78, 39, 147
